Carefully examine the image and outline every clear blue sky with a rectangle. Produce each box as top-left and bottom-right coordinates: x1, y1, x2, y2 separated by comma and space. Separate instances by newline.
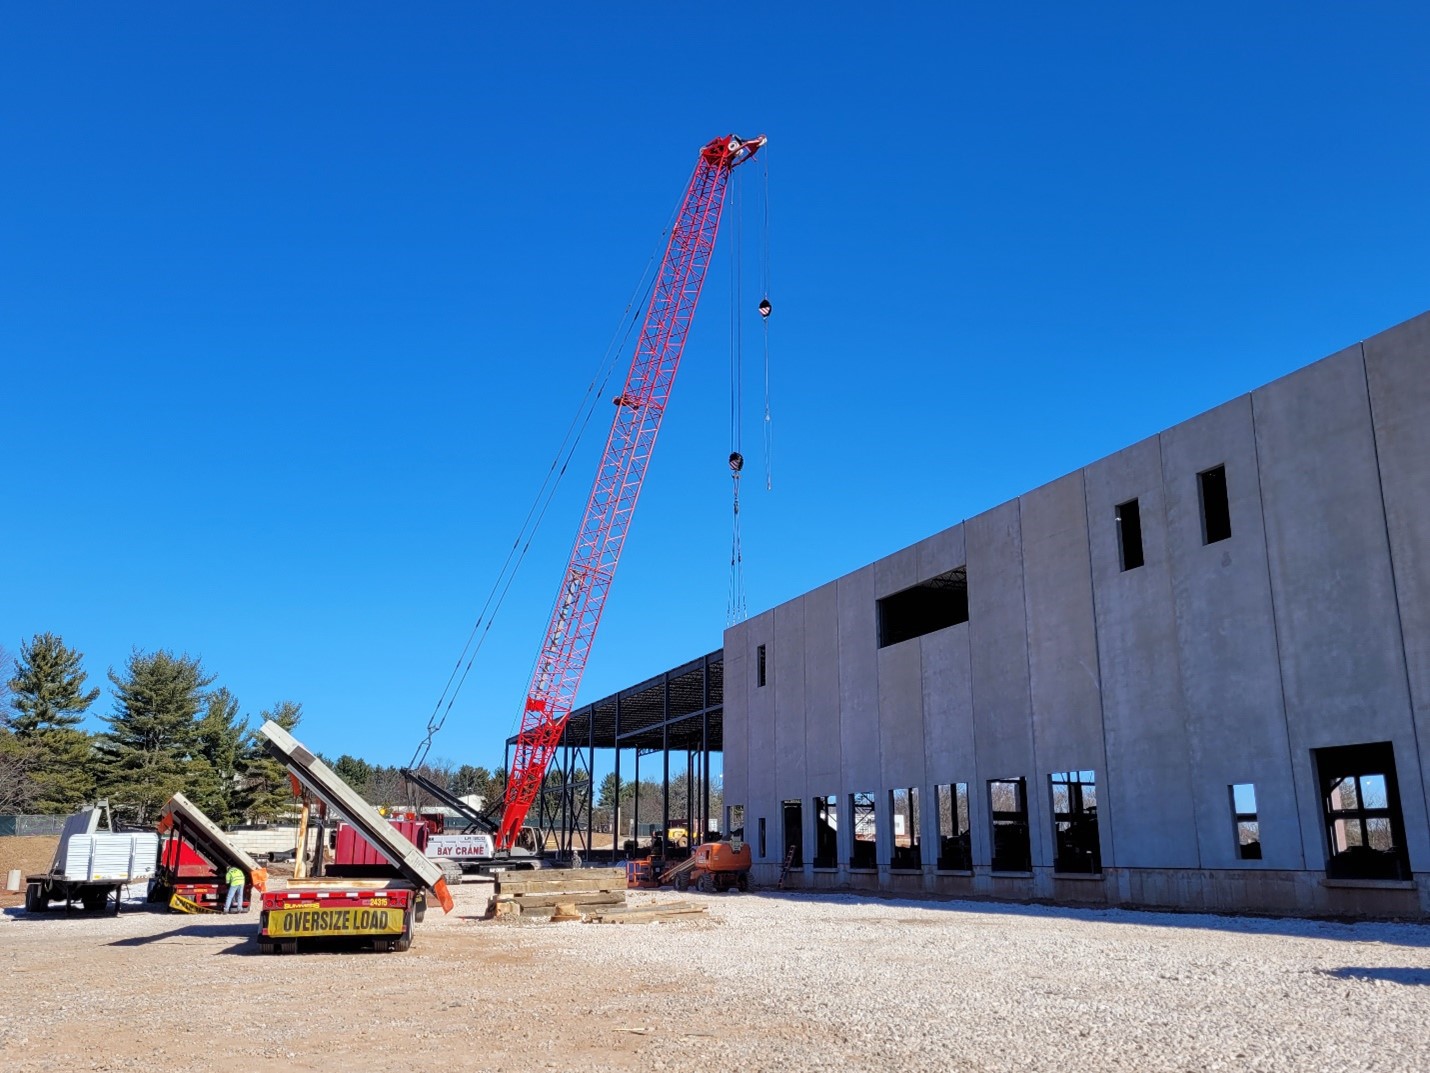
4, 4, 1428, 771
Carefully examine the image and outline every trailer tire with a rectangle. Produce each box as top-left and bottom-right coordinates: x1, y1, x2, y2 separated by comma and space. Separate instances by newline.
81, 890, 107, 913
393, 936, 411, 953
280, 940, 298, 955
24, 883, 43, 913
258, 940, 277, 955
414, 902, 426, 924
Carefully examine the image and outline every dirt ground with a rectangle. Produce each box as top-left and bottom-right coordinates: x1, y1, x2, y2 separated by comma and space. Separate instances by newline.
0, 837, 59, 909
3, 874, 1430, 1073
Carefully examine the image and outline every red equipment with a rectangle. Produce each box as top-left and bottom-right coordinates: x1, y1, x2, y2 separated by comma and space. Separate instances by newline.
496, 133, 766, 850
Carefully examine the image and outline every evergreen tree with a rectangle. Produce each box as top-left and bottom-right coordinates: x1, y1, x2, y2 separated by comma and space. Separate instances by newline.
237, 700, 302, 822
5, 634, 101, 813
192, 687, 247, 824
95, 649, 215, 824
6, 633, 100, 735
333, 754, 373, 796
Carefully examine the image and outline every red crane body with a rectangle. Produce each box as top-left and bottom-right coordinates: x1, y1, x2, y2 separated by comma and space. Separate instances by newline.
495, 134, 766, 850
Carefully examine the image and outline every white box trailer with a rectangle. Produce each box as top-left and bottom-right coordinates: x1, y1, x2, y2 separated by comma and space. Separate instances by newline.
26, 807, 160, 915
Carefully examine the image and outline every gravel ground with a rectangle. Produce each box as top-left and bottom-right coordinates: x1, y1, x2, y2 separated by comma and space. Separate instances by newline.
2, 881, 1428, 1072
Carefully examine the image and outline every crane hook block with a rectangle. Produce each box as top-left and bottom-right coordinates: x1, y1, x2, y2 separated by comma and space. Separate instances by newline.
729, 451, 744, 473
758, 298, 772, 319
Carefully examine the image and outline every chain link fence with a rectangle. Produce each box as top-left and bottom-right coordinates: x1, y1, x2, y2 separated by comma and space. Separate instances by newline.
0, 815, 70, 837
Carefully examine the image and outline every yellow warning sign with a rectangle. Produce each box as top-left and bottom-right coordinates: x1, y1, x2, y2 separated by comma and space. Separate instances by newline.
169, 892, 219, 914
267, 905, 403, 938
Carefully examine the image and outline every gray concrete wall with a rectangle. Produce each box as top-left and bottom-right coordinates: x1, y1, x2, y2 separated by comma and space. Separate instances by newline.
721, 311, 1430, 917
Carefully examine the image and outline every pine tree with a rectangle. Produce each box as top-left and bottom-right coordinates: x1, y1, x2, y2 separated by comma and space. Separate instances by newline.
95, 649, 215, 824
5, 634, 101, 812
237, 700, 302, 823
6, 633, 100, 735
192, 687, 247, 824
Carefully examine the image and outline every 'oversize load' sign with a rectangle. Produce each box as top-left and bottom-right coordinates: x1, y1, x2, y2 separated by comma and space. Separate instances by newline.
268, 906, 403, 938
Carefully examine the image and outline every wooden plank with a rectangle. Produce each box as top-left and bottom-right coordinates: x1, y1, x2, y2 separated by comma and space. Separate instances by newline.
512, 891, 625, 909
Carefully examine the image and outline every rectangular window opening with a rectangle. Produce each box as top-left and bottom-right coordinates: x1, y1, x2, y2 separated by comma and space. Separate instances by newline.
1316, 742, 1410, 880
781, 799, 803, 868
989, 778, 1031, 873
890, 787, 921, 869
812, 795, 838, 868
877, 567, 969, 648
1115, 498, 1145, 571
1050, 770, 1101, 874
757, 816, 766, 859
1199, 465, 1231, 544
936, 783, 972, 871
1229, 783, 1261, 860
726, 804, 745, 843
756, 644, 767, 687
849, 791, 877, 869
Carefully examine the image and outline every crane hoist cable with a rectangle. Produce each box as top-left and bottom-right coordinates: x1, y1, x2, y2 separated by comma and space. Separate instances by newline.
760, 148, 774, 492
728, 166, 747, 627
495, 133, 767, 851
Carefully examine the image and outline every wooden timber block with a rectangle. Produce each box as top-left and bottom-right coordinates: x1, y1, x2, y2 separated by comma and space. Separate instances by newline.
495, 867, 626, 896
551, 902, 581, 923
512, 891, 625, 910
492, 898, 520, 920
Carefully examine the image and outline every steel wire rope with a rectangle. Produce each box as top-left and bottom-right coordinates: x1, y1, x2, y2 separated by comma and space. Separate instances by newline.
727, 169, 747, 625
760, 149, 774, 491
407, 202, 680, 772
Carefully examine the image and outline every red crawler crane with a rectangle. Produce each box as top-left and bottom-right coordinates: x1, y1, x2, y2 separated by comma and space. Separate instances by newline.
495, 133, 766, 850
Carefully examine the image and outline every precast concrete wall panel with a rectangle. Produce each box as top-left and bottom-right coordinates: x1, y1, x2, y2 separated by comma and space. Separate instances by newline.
743, 611, 778, 858
1085, 438, 1201, 868
877, 639, 926, 800
803, 582, 843, 794
1363, 312, 1430, 837
1020, 472, 1110, 869
773, 599, 808, 808
1160, 397, 1303, 871
1253, 345, 1430, 871
720, 631, 748, 812
837, 566, 881, 793
965, 501, 1043, 864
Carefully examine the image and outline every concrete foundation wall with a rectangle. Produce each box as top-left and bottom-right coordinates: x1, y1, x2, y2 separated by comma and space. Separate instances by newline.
724, 311, 1430, 918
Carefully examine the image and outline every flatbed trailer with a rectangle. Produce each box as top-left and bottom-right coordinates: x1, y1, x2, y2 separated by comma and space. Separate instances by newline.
25, 807, 158, 916
259, 877, 417, 954
152, 792, 266, 912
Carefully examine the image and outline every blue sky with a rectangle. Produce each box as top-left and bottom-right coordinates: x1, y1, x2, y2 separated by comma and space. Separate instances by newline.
4, 4, 1429, 772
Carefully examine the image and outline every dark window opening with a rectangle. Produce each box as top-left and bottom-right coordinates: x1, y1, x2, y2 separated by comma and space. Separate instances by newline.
726, 804, 745, 843
936, 783, 972, 870
1050, 770, 1101, 874
890, 787, 921, 869
812, 795, 838, 868
850, 791, 877, 868
989, 778, 1031, 872
757, 817, 766, 859
756, 644, 767, 687
877, 567, 969, 648
1199, 465, 1231, 544
1116, 498, 1145, 571
1316, 742, 1410, 881
781, 799, 803, 868
1230, 783, 1261, 860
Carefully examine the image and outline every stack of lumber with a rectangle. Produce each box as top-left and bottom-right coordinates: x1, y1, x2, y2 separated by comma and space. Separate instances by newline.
490, 866, 627, 920
585, 899, 707, 924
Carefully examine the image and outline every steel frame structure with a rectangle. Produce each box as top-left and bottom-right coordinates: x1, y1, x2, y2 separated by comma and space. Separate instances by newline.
497, 135, 764, 849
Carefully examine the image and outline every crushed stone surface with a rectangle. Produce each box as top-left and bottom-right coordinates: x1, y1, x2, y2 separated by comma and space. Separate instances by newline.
2, 881, 1428, 1072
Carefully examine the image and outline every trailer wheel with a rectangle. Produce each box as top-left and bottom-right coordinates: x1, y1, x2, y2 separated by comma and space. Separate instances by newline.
258, 940, 277, 956
392, 936, 411, 953
81, 891, 107, 913
280, 940, 298, 955
24, 883, 43, 913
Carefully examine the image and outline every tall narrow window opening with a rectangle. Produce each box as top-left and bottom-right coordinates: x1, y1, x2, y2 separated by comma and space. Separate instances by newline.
781, 799, 804, 868
1198, 465, 1231, 544
1050, 770, 1101, 874
1316, 742, 1410, 880
812, 795, 838, 867
1230, 784, 1261, 860
849, 792, 877, 869
1116, 498, 1145, 571
936, 783, 972, 870
877, 568, 969, 648
757, 817, 766, 859
989, 778, 1031, 872
756, 644, 767, 687
890, 787, 921, 869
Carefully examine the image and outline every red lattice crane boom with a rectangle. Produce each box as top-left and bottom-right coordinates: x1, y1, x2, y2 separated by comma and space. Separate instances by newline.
495, 133, 766, 850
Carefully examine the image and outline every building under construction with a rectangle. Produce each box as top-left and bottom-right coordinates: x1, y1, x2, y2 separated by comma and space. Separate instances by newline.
721, 311, 1430, 918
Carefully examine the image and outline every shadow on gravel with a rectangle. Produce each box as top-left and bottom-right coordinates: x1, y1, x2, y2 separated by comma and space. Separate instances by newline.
1322, 966, 1430, 986
109, 922, 258, 949
748, 890, 1430, 948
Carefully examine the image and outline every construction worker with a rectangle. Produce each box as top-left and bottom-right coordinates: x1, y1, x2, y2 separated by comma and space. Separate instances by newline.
222, 865, 246, 913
